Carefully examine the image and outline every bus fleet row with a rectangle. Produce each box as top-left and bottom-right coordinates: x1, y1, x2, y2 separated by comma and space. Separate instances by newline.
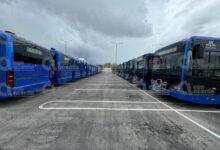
0, 30, 102, 99
115, 36, 220, 105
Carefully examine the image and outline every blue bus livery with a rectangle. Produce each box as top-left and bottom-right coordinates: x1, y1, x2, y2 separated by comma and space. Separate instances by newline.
151, 36, 220, 104
71, 58, 81, 80
135, 53, 154, 90
50, 48, 73, 85
117, 36, 220, 105
0, 30, 51, 98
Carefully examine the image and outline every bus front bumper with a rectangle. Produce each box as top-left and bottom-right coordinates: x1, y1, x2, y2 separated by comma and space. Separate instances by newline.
167, 90, 220, 105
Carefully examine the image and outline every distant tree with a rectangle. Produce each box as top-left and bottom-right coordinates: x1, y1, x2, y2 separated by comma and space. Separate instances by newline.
99, 63, 118, 68
102, 63, 111, 68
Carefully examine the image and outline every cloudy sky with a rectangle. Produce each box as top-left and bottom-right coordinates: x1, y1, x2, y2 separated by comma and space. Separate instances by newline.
0, 0, 220, 64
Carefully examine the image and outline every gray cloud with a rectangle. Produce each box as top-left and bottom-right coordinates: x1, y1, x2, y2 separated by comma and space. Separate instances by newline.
0, 0, 17, 4
32, 0, 152, 38
1, 0, 220, 64
182, 1, 220, 34
0, 0, 152, 64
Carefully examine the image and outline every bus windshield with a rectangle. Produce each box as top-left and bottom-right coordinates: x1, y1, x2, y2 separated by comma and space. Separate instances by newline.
209, 51, 220, 77
190, 39, 220, 78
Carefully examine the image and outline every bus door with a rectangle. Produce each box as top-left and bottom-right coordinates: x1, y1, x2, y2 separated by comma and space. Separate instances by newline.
50, 52, 57, 82
61, 55, 72, 80
145, 56, 154, 90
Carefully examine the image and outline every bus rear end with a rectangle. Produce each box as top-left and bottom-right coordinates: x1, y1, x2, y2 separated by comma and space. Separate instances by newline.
0, 31, 51, 98
0, 31, 13, 98
51, 50, 73, 85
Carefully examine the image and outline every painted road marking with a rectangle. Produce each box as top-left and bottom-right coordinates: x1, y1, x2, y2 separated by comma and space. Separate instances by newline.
39, 107, 172, 111
46, 100, 161, 104
74, 89, 140, 91
39, 100, 161, 109
84, 81, 126, 83
128, 82, 220, 139
39, 100, 220, 113
81, 83, 125, 87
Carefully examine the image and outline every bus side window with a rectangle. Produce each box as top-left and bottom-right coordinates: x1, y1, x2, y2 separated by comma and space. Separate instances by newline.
14, 41, 26, 63
14, 40, 48, 65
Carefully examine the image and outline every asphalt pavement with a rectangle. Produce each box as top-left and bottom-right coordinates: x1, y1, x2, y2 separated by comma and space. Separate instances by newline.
0, 69, 219, 150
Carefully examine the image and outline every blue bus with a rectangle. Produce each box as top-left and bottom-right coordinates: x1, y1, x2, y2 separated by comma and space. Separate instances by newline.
71, 58, 81, 80
85, 63, 90, 77
94, 65, 100, 74
134, 53, 154, 90
126, 59, 136, 82
119, 62, 127, 78
50, 48, 73, 85
79, 60, 87, 78
116, 64, 124, 77
87, 64, 92, 76
0, 30, 51, 98
151, 36, 220, 105
97, 66, 102, 74
120, 61, 129, 79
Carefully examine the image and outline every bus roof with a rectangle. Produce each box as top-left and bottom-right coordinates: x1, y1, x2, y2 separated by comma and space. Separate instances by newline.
190, 36, 220, 41
143, 53, 154, 57
156, 36, 220, 54
12, 34, 49, 52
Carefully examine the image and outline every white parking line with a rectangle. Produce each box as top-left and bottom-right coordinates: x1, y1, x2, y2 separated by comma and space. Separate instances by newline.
83, 83, 124, 87
85, 82, 126, 84
86, 80, 123, 82
40, 107, 172, 111
172, 110, 220, 113
46, 100, 160, 104
38, 100, 220, 113
75, 89, 139, 91
128, 83, 220, 139
38, 100, 161, 109
39, 105, 220, 114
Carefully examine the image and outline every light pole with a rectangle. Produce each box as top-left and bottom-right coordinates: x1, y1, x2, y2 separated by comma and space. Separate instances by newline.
62, 39, 72, 54
112, 42, 123, 65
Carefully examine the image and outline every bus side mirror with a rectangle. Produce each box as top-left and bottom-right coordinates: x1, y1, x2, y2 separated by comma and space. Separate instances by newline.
192, 44, 204, 59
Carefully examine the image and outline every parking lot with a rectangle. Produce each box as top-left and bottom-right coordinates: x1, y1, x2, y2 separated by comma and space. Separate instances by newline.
0, 69, 219, 150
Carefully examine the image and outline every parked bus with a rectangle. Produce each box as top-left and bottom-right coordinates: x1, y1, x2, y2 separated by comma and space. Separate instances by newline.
88, 64, 96, 76
71, 57, 81, 80
135, 53, 154, 90
97, 65, 102, 74
80, 60, 87, 78
50, 48, 73, 85
117, 64, 124, 77
151, 36, 220, 104
127, 59, 136, 82
122, 61, 128, 79
0, 30, 51, 98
